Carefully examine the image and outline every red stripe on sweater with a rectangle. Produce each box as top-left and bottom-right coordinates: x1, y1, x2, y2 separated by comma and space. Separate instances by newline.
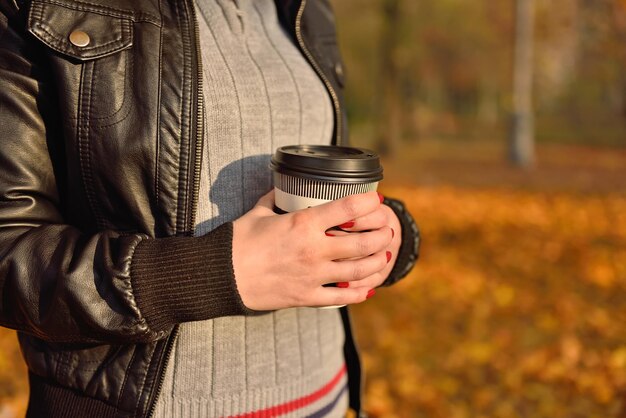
227, 364, 347, 418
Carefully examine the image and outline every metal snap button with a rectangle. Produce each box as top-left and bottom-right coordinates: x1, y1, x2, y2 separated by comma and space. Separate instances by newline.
334, 62, 344, 79
334, 62, 345, 87
69, 30, 90, 47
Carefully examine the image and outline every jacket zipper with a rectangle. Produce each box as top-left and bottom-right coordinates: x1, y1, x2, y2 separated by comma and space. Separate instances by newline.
296, 3, 362, 413
146, 2, 338, 417
187, 0, 204, 234
146, 0, 204, 416
145, 326, 178, 418
294, 0, 343, 145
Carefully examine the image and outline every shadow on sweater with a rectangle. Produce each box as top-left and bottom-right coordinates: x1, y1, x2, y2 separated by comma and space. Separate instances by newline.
196, 153, 274, 233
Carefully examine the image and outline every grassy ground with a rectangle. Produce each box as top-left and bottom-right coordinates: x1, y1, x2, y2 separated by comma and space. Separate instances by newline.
0, 141, 625, 417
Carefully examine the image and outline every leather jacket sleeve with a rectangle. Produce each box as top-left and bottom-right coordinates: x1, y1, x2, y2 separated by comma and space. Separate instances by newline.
381, 197, 420, 286
0, 12, 254, 344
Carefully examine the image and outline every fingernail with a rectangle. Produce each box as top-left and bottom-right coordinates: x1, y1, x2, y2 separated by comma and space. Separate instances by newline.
325, 231, 335, 237
366, 289, 376, 299
391, 228, 395, 238
386, 251, 392, 262
377, 192, 384, 203
337, 282, 349, 288
339, 220, 355, 229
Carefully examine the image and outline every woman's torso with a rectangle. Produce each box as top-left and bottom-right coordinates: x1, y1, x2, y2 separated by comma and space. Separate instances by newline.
153, 1, 348, 416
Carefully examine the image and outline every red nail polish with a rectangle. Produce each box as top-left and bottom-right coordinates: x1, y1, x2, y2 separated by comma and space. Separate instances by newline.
337, 282, 349, 288
325, 231, 334, 237
366, 289, 376, 299
391, 228, 395, 238
339, 220, 355, 229
377, 192, 384, 203
386, 251, 392, 262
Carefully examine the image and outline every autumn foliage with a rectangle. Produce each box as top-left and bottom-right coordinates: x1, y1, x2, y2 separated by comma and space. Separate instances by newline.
0, 145, 625, 417
0, 328, 26, 417
354, 171, 626, 417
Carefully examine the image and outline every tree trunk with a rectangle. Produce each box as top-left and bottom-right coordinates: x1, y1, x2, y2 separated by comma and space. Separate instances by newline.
376, 0, 402, 156
509, 0, 535, 167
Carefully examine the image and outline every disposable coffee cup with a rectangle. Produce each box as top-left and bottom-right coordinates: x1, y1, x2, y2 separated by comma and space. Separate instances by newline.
270, 145, 383, 213
270, 144, 383, 308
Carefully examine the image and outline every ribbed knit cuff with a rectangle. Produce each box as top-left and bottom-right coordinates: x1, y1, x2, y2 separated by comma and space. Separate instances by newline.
130, 222, 257, 333
382, 197, 420, 286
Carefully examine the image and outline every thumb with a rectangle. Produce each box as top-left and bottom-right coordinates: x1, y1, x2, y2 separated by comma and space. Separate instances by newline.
254, 189, 276, 213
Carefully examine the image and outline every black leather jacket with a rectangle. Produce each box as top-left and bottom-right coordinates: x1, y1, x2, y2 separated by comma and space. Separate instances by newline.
0, 0, 419, 416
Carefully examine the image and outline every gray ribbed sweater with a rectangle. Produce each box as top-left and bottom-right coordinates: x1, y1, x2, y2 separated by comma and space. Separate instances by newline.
153, 1, 348, 416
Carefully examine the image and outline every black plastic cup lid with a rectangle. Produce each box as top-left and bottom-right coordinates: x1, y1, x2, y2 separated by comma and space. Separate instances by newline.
270, 145, 383, 183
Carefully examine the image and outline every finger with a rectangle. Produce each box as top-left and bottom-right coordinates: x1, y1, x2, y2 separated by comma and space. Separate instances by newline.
335, 272, 385, 290
325, 226, 393, 260
323, 229, 358, 262
322, 249, 391, 284
307, 286, 373, 307
254, 189, 276, 214
307, 191, 382, 230
337, 206, 390, 232
324, 229, 348, 237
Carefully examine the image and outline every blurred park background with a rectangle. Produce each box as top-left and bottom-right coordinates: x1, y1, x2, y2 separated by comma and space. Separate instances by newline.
330, 0, 626, 417
1, 0, 626, 417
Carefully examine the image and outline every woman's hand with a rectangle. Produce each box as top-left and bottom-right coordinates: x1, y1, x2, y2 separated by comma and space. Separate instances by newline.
326, 200, 402, 289
232, 190, 394, 310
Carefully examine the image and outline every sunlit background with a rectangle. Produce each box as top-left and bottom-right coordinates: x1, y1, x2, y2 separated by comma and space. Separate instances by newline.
1, 0, 626, 417
332, 0, 626, 417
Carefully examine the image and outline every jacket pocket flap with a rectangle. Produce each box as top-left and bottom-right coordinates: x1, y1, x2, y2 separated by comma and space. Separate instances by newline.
28, 1, 133, 61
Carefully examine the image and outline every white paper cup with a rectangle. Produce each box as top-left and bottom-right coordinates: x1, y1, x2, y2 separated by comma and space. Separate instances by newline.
270, 145, 383, 308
